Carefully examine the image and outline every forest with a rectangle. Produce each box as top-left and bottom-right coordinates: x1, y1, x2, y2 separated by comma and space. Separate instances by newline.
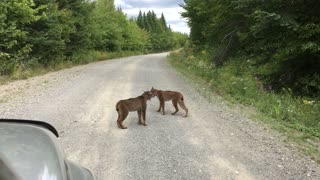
169, 0, 320, 152
0, 0, 187, 76
180, 0, 319, 97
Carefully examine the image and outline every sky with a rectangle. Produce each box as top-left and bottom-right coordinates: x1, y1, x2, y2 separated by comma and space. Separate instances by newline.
114, 0, 190, 34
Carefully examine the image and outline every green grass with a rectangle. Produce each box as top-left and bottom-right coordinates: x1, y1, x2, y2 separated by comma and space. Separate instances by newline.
0, 50, 143, 85
168, 50, 320, 163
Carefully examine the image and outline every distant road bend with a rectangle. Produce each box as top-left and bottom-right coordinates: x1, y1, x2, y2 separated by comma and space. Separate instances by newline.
0, 53, 319, 179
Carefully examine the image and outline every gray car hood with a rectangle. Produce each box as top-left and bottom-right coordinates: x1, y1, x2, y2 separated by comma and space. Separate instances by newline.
0, 122, 67, 180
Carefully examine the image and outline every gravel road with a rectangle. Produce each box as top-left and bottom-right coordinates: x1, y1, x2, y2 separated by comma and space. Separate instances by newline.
0, 53, 319, 180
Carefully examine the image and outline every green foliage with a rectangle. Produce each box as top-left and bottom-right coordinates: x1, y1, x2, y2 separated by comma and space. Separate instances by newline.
181, 0, 320, 96
0, 0, 40, 75
169, 50, 320, 161
123, 20, 148, 51
27, 0, 75, 66
61, 0, 95, 56
137, 10, 188, 51
172, 50, 320, 134
0, 0, 188, 77
89, 0, 120, 51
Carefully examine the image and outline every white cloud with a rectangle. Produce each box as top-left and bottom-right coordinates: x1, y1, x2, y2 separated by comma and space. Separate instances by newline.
114, 0, 189, 34
114, 0, 133, 8
115, 0, 182, 8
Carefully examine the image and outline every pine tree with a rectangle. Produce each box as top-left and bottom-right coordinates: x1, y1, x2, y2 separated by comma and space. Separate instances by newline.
151, 11, 159, 33
137, 10, 143, 29
146, 11, 152, 32
145, 11, 153, 32
143, 12, 150, 31
160, 13, 168, 31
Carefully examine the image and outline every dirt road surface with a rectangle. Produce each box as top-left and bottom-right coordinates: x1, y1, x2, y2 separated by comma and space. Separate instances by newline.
1, 53, 319, 179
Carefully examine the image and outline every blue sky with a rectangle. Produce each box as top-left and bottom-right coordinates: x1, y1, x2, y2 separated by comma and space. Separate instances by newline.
114, 0, 189, 34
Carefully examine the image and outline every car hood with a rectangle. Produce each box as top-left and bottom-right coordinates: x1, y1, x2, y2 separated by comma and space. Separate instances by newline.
0, 122, 67, 180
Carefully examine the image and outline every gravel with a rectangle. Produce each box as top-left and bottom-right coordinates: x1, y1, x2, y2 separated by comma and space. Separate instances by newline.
0, 53, 319, 180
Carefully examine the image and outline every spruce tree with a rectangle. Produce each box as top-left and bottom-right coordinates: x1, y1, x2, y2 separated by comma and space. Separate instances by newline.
137, 10, 143, 29
160, 13, 168, 31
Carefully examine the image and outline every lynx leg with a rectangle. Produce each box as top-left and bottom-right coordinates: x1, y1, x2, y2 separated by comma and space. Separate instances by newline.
171, 100, 179, 115
137, 110, 143, 124
156, 97, 161, 112
117, 110, 128, 129
157, 104, 161, 112
141, 109, 147, 126
178, 101, 188, 117
116, 113, 122, 128
161, 101, 165, 115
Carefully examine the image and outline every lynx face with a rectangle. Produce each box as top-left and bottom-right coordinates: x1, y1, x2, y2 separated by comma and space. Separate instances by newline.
150, 87, 158, 97
143, 91, 153, 100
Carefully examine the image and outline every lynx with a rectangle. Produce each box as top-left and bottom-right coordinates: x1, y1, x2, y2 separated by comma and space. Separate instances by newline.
150, 87, 188, 117
116, 91, 153, 129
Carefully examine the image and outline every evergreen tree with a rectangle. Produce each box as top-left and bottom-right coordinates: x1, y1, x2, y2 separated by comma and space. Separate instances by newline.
146, 11, 153, 32
150, 11, 160, 33
160, 13, 167, 31
137, 10, 143, 29
135, 10, 187, 51
27, 0, 75, 66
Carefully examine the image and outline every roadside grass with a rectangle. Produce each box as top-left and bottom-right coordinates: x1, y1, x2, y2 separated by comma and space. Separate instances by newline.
0, 50, 143, 85
168, 50, 320, 163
